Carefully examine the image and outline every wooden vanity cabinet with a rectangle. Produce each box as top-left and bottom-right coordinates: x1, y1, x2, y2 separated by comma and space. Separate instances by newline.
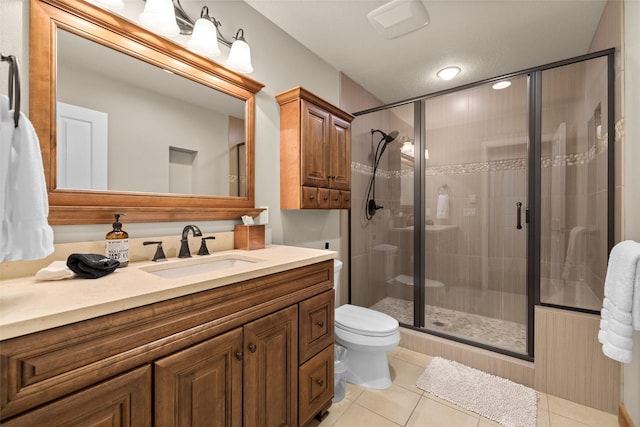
0, 260, 335, 427
277, 86, 354, 210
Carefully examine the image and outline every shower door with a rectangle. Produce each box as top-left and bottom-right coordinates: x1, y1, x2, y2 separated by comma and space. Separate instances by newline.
349, 50, 614, 360
419, 76, 531, 356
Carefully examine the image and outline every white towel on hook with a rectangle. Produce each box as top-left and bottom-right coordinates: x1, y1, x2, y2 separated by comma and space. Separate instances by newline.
598, 240, 640, 363
1, 95, 54, 262
436, 194, 449, 219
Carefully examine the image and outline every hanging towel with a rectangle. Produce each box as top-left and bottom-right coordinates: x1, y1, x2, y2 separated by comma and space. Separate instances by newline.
1, 95, 54, 262
561, 226, 587, 281
436, 194, 449, 219
598, 240, 640, 363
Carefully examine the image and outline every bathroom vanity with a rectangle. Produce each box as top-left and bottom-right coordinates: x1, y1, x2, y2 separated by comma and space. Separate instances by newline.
0, 246, 335, 426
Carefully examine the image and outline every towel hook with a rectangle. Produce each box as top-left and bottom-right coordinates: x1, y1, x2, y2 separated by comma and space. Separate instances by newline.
1, 53, 21, 128
438, 184, 449, 195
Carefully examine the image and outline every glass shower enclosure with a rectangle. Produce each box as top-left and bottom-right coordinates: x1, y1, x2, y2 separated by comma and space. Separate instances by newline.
349, 50, 614, 359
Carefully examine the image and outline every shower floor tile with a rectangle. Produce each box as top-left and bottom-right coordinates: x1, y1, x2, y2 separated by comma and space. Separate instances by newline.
370, 297, 527, 354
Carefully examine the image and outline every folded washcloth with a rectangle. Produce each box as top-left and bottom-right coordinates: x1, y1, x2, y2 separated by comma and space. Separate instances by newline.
66, 253, 120, 279
36, 260, 76, 281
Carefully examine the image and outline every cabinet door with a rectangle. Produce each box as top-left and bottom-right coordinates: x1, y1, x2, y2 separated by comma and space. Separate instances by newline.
244, 305, 298, 427
301, 100, 330, 188
328, 115, 350, 191
3, 366, 151, 427
155, 328, 243, 427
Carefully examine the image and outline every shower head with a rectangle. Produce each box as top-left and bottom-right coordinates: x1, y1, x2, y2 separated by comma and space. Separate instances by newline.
365, 129, 400, 220
371, 129, 399, 144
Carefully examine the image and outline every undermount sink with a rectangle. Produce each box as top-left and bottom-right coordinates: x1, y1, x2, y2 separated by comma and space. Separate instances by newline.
141, 255, 264, 279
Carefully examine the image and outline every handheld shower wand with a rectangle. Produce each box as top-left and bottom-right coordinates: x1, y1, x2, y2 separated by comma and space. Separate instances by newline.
366, 129, 399, 220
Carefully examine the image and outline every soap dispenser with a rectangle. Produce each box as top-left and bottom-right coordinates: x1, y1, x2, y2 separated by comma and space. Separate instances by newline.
106, 213, 129, 267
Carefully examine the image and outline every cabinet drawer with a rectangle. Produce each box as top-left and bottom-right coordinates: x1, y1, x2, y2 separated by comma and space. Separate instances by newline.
299, 290, 334, 363
301, 186, 318, 208
329, 190, 350, 209
3, 366, 152, 427
298, 345, 334, 427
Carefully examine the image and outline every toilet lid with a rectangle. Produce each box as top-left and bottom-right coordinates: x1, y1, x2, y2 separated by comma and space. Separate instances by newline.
335, 304, 399, 337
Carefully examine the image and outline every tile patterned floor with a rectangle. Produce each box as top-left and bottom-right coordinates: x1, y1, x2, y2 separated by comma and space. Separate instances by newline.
370, 297, 527, 354
307, 347, 618, 427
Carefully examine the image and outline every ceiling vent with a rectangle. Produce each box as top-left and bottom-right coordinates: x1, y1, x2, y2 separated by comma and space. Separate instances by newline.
367, 0, 429, 39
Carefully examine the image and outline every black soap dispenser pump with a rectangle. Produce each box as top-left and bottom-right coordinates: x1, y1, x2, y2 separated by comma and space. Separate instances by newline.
105, 213, 129, 267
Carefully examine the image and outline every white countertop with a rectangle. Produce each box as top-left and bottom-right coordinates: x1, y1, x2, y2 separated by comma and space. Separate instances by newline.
0, 245, 336, 341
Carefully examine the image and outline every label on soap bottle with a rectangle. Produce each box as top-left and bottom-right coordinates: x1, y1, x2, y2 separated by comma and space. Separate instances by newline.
106, 239, 129, 266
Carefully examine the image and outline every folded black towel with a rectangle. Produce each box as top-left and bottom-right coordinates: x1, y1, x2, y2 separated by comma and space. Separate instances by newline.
67, 253, 120, 279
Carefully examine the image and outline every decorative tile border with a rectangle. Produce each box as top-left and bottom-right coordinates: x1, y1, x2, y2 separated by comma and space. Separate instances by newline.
352, 120, 621, 178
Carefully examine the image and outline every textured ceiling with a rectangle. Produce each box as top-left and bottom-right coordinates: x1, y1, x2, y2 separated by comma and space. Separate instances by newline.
245, 0, 607, 105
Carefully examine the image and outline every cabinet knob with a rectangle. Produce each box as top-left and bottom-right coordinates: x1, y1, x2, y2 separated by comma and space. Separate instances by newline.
235, 351, 243, 361
323, 195, 329, 201
248, 344, 257, 353
316, 320, 324, 328
309, 194, 315, 200
315, 378, 324, 386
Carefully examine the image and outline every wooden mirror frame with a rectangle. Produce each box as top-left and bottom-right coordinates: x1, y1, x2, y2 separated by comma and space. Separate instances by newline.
30, 0, 265, 225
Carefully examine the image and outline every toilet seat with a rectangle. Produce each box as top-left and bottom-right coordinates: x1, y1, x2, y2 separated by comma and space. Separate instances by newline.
335, 304, 399, 337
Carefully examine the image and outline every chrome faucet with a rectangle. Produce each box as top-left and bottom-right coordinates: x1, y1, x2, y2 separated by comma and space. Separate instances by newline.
178, 225, 203, 258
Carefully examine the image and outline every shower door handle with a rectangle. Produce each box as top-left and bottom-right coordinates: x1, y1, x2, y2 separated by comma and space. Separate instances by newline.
516, 202, 523, 230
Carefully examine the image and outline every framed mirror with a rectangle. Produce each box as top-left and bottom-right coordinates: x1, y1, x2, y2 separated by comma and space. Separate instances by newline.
30, 0, 264, 224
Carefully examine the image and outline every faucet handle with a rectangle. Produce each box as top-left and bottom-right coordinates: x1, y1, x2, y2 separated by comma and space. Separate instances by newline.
143, 241, 167, 262
198, 236, 216, 256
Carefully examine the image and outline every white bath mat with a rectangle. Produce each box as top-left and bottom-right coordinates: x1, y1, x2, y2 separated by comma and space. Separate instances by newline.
416, 357, 537, 427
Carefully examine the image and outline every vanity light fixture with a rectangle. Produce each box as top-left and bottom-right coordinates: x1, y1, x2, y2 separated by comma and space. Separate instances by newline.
187, 6, 221, 58
139, 0, 180, 37
492, 80, 512, 90
436, 66, 461, 81
173, 0, 253, 73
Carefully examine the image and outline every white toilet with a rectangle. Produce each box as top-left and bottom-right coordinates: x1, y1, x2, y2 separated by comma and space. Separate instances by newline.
333, 259, 400, 389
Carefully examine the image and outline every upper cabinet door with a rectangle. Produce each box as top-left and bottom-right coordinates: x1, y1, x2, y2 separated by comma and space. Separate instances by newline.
301, 100, 331, 188
329, 115, 351, 191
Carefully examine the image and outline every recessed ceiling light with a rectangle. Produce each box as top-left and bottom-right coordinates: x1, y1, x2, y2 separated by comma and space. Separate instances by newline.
436, 66, 461, 81
492, 81, 511, 90
367, 0, 430, 39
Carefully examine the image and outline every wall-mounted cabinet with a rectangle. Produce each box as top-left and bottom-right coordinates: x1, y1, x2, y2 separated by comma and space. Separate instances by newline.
277, 87, 354, 209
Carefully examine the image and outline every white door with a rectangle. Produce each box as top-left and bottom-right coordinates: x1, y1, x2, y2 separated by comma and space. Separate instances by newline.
56, 102, 108, 190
